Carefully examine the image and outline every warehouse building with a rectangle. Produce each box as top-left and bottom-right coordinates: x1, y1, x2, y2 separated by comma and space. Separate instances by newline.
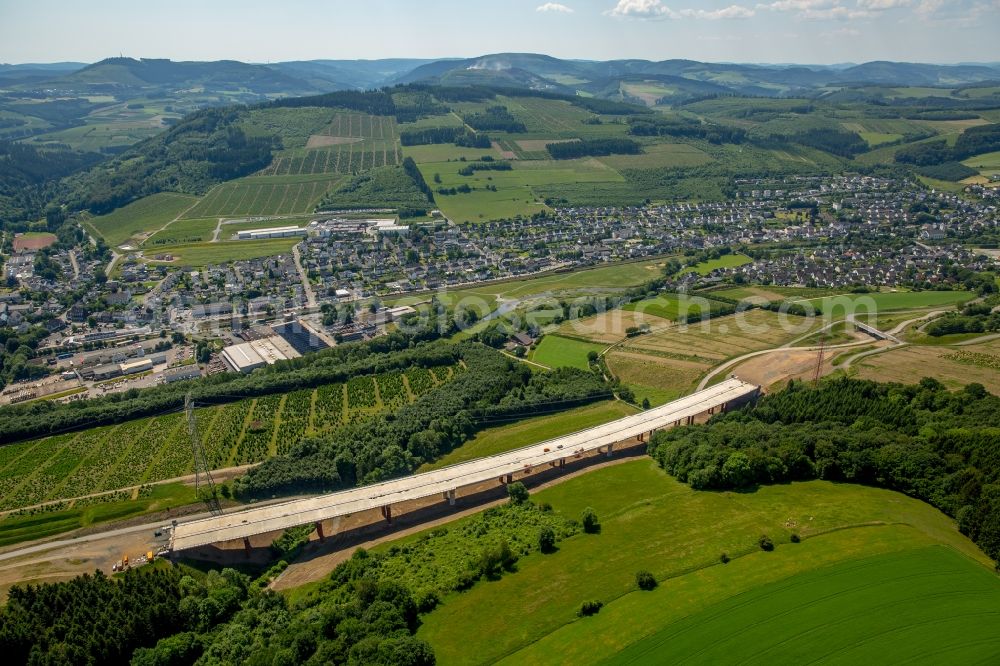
120, 358, 154, 375
236, 226, 307, 240
220, 336, 301, 374
163, 365, 202, 383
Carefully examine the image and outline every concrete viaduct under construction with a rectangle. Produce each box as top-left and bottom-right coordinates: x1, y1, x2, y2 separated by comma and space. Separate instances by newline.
169, 377, 760, 553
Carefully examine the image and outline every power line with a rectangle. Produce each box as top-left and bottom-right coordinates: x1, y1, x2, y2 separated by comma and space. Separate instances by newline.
186, 392, 222, 516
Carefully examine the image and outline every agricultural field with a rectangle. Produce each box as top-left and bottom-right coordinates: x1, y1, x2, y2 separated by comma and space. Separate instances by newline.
615, 308, 818, 363
0, 483, 197, 549
420, 156, 624, 223
622, 293, 724, 322
421, 400, 637, 471
711, 285, 841, 302
606, 350, 706, 406
85, 192, 199, 246
0, 366, 457, 512
806, 290, 975, 317
557, 309, 670, 344
854, 338, 1000, 393
402, 143, 500, 163
141, 238, 300, 267
417, 460, 991, 664
530, 334, 608, 370
143, 217, 218, 245
962, 149, 1000, 178
257, 112, 401, 176
182, 174, 340, 218
495, 96, 630, 140
595, 547, 1000, 665
677, 252, 752, 276
597, 142, 713, 170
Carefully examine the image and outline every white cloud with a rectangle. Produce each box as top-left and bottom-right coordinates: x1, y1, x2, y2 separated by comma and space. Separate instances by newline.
680, 4, 756, 18
856, 0, 912, 8
606, 0, 754, 19
606, 0, 677, 19
536, 2, 574, 13
756, 0, 890, 18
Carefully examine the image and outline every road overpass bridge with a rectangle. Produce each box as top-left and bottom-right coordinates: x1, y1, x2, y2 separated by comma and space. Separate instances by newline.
849, 317, 899, 343
169, 377, 760, 553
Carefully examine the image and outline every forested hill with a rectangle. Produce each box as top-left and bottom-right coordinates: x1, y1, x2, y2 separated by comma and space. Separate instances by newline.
649, 377, 1000, 562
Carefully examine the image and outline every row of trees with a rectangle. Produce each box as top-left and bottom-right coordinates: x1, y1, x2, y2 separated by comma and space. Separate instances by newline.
627, 116, 747, 145
0, 321, 459, 444
462, 106, 526, 133
648, 377, 1000, 561
401, 156, 435, 203
399, 126, 490, 148
924, 299, 1000, 337
546, 138, 642, 160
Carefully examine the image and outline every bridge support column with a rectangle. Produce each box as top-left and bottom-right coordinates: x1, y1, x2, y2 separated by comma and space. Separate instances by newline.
606, 442, 614, 457
380, 505, 393, 524
559, 457, 565, 468
637, 432, 644, 442
721, 402, 728, 413
242, 537, 252, 556
505, 473, 513, 484
315, 521, 325, 543
447, 489, 456, 506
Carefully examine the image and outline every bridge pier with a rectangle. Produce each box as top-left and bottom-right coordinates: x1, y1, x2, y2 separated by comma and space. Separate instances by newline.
505, 473, 513, 484
606, 442, 614, 457
380, 505, 393, 524
559, 457, 565, 468
446, 489, 456, 506
315, 521, 325, 543
242, 537, 251, 556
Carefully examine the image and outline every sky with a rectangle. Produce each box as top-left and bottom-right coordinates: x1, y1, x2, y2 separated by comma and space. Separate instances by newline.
1, 0, 998, 65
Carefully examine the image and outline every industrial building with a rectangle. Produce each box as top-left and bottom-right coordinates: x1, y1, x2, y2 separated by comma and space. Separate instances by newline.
236, 226, 307, 240
220, 335, 301, 374
163, 365, 202, 383
120, 358, 153, 375
366, 220, 410, 236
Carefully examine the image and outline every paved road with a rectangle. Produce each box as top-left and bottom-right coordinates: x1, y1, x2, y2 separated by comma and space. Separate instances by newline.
292, 243, 316, 308
171, 378, 758, 550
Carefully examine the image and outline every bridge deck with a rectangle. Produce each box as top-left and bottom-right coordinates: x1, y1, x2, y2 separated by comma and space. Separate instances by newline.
170, 377, 758, 551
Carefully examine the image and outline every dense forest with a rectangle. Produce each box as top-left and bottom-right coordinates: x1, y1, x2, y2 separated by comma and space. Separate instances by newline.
648, 377, 1000, 561
790, 129, 868, 158
627, 116, 747, 145
896, 122, 1000, 167
0, 567, 189, 664
0, 141, 102, 222
0, 559, 433, 666
61, 107, 274, 215
399, 127, 490, 149
462, 106, 526, 133
546, 138, 642, 160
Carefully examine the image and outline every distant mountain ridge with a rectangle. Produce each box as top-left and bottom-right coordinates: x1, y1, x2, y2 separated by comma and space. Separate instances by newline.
6, 54, 1000, 100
